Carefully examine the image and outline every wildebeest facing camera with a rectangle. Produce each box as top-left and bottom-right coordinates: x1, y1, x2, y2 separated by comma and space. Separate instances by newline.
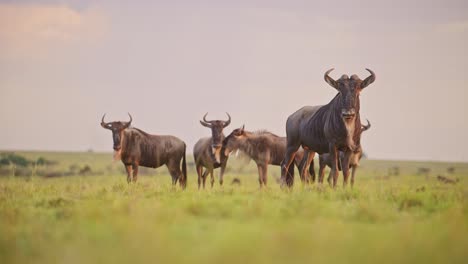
193, 113, 231, 189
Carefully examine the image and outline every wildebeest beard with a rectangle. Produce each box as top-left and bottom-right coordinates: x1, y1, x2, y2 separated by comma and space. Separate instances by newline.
345, 119, 356, 151
113, 149, 122, 161
210, 146, 223, 165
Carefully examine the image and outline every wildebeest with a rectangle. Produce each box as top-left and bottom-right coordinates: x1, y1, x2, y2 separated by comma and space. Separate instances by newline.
193, 113, 231, 189
100, 113, 187, 187
437, 175, 459, 184
281, 68, 376, 188
222, 126, 306, 187
317, 120, 371, 187
417, 167, 431, 176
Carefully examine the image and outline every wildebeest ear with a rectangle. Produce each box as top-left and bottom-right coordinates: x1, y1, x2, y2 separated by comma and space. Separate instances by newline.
324, 68, 339, 90
360, 68, 376, 89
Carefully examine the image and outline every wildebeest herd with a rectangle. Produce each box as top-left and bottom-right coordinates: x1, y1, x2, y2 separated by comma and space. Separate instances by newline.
101, 69, 376, 189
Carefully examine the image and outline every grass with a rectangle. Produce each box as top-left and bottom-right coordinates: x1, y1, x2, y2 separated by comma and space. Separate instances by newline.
0, 151, 467, 264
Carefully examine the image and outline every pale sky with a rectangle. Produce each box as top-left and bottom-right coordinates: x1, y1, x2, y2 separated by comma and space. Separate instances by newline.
1, 0, 468, 162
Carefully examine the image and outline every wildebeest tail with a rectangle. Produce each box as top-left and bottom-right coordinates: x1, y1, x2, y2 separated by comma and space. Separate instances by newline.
181, 143, 187, 188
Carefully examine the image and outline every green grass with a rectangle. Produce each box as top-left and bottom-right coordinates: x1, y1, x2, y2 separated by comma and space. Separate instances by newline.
0, 151, 467, 264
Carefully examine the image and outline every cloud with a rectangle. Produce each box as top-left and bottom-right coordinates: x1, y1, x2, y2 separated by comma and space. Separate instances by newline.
0, 3, 107, 58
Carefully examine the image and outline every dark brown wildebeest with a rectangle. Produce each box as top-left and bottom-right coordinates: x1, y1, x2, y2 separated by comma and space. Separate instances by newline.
317, 120, 371, 187
281, 68, 376, 188
193, 113, 231, 189
222, 126, 305, 187
100, 113, 187, 187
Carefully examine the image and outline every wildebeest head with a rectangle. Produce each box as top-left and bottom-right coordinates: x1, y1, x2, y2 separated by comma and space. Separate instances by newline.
324, 68, 376, 121
222, 125, 245, 156
100, 113, 132, 151
200, 112, 231, 162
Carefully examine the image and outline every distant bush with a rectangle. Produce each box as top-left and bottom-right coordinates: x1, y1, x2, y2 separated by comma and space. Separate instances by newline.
0, 153, 30, 167
36, 157, 56, 166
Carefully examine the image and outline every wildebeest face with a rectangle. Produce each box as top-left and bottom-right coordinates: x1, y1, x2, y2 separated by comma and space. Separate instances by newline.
223, 125, 245, 156
100, 113, 132, 151
200, 113, 231, 162
324, 68, 376, 121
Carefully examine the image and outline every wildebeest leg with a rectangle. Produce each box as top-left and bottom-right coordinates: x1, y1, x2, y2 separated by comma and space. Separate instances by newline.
327, 171, 333, 186
167, 161, 182, 186
196, 164, 203, 189
329, 144, 339, 188
309, 158, 316, 183
210, 170, 215, 188
302, 152, 315, 184
341, 150, 352, 187
297, 152, 307, 183
318, 161, 326, 183
125, 165, 132, 183
219, 164, 226, 186
262, 164, 268, 187
281, 145, 300, 187
257, 164, 265, 187
132, 164, 139, 183
202, 169, 209, 189
350, 165, 357, 187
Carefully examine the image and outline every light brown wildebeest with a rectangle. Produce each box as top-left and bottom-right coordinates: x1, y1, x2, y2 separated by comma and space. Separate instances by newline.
222, 126, 305, 187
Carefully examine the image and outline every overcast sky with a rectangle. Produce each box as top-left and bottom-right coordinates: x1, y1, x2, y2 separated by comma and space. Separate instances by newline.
1, 0, 467, 162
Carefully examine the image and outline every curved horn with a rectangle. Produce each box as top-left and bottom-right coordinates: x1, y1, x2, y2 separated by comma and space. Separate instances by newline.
324, 68, 338, 90
200, 120, 212, 128
223, 112, 231, 128
100, 113, 109, 129
361, 68, 376, 89
202, 112, 214, 123
124, 113, 133, 128
200, 112, 212, 128
361, 119, 371, 132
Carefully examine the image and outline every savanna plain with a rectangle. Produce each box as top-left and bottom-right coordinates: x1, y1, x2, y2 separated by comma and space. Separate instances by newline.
0, 151, 467, 264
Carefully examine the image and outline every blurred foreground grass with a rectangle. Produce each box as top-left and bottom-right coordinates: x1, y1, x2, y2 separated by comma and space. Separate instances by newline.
0, 151, 467, 264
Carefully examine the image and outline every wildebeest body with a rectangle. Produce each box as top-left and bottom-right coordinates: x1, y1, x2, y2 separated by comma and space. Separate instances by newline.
223, 127, 306, 187
101, 114, 187, 187
121, 128, 186, 169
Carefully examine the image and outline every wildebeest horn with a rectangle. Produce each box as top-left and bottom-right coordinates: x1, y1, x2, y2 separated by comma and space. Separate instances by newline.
124, 113, 133, 128
324, 68, 339, 90
223, 112, 231, 128
101, 113, 109, 129
361, 119, 371, 132
200, 113, 212, 128
361, 68, 376, 89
